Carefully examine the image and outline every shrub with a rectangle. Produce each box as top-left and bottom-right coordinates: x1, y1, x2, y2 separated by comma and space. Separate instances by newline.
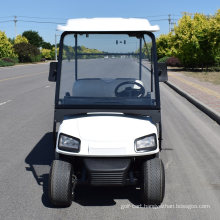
158, 56, 181, 67
0, 31, 16, 58
30, 54, 42, 62
10, 57, 19, 63
41, 48, 51, 59
1, 57, 14, 63
14, 42, 40, 63
50, 47, 59, 60
0, 59, 14, 67
158, 56, 170, 63
1, 57, 18, 64
166, 57, 181, 67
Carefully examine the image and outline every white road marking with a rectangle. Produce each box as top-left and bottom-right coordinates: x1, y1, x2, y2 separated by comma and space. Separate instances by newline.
0, 100, 12, 106
45, 85, 50, 88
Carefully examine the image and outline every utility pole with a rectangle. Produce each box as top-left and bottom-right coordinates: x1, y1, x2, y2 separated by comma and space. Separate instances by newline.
55, 34, 57, 61
14, 16, 17, 38
168, 14, 171, 32
171, 20, 176, 32
55, 33, 61, 61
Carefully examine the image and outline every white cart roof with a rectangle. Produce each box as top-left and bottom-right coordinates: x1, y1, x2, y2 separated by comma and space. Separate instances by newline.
57, 18, 159, 32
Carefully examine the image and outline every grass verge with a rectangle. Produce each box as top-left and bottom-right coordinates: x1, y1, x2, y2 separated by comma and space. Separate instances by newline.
0, 59, 15, 67
168, 67, 220, 85
183, 71, 220, 85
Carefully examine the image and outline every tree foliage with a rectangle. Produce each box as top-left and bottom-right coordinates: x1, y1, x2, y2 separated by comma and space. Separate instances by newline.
42, 41, 53, 49
41, 48, 52, 59
14, 42, 40, 62
62, 45, 104, 60
0, 31, 16, 58
156, 33, 176, 60
22, 30, 43, 48
14, 35, 29, 44
50, 47, 59, 60
156, 9, 220, 68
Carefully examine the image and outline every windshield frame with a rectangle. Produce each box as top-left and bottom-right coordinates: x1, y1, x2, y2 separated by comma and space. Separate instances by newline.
54, 31, 160, 112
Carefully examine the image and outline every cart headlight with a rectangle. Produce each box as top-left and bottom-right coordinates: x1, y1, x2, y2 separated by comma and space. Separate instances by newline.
135, 134, 157, 152
58, 134, 80, 152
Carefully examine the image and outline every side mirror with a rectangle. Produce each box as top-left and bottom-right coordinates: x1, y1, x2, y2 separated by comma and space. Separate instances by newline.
48, 62, 57, 82
158, 62, 168, 82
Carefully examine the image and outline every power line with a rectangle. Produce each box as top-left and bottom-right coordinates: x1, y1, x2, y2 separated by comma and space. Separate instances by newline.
150, 14, 179, 32
0, 20, 13, 23
0, 14, 182, 20
149, 19, 168, 22
1, 15, 182, 37
18, 20, 65, 24
0, 18, 65, 25
146, 15, 169, 18
17, 15, 67, 20
0, 16, 14, 19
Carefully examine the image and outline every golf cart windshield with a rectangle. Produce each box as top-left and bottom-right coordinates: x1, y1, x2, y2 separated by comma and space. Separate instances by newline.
57, 32, 158, 109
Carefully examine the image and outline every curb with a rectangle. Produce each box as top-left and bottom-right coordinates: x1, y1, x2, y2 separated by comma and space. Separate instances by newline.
165, 81, 220, 125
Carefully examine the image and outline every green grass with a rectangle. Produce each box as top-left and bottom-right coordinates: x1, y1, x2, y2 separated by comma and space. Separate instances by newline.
0, 59, 15, 67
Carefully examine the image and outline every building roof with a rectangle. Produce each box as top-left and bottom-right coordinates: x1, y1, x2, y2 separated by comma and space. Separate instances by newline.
57, 18, 160, 32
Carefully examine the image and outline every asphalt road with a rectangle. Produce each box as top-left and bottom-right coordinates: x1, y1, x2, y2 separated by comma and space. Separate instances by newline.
0, 62, 219, 220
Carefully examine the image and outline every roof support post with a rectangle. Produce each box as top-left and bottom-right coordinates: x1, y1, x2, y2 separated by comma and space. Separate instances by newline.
139, 38, 142, 80
74, 34, 78, 80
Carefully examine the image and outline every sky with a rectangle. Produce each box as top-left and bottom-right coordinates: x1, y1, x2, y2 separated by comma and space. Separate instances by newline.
0, 0, 219, 45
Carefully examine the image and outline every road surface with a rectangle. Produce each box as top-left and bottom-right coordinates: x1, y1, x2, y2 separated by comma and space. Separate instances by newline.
0, 61, 219, 220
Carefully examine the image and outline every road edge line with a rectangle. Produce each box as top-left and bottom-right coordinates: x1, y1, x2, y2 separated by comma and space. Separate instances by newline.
165, 81, 220, 125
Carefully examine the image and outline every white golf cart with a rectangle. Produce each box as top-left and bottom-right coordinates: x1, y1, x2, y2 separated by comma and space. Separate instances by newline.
48, 18, 167, 207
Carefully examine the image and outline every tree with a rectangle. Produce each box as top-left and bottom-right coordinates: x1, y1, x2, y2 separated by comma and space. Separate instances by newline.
14, 35, 28, 44
8, 38, 15, 44
42, 41, 53, 49
156, 9, 220, 68
211, 9, 220, 66
22, 30, 43, 48
156, 33, 176, 60
14, 42, 40, 62
0, 31, 16, 58
173, 12, 219, 68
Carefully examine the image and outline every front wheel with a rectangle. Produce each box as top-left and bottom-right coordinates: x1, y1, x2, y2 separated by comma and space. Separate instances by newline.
141, 158, 165, 206
48, 160, 73, 207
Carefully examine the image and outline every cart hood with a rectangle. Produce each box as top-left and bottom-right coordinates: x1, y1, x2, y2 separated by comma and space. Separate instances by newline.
59, 114, 157, 142
57, 114, 158, 156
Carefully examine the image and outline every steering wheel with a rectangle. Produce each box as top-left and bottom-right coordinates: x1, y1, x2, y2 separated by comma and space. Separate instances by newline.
114, 81, 145, 98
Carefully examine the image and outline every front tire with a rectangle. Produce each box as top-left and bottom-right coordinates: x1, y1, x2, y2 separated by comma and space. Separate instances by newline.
141, 158, 165, 206
48, 160, 73, 207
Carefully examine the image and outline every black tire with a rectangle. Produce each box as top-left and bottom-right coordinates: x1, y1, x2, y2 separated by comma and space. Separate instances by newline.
141, 158, 165, 206
48, 160, 73, 207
